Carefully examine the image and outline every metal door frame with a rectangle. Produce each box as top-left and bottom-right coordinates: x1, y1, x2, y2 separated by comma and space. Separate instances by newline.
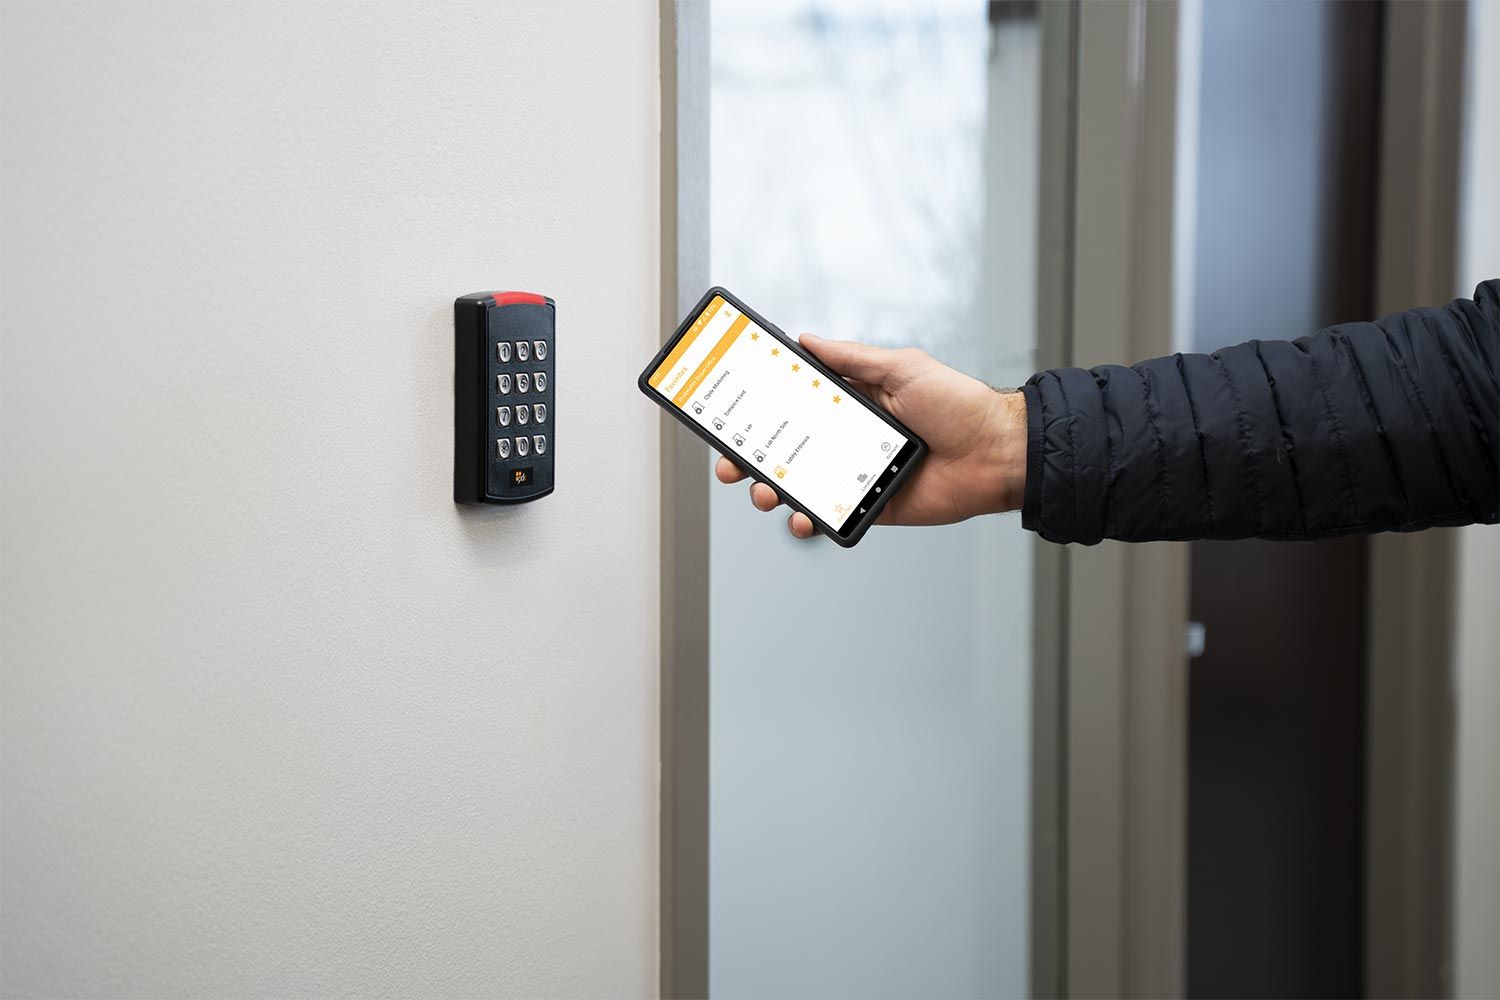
659, 2, 711, 997
1054, 2, 1191, 996
1365, 2, 1468, 996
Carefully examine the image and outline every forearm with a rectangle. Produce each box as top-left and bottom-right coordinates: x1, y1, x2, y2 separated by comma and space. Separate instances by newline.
1015, 281, 1499, 544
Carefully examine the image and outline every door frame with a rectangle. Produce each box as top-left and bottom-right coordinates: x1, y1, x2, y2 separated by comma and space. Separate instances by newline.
1364, 2, 1468, 996
1055, 1, 1191, 996
658, 1, 711, 997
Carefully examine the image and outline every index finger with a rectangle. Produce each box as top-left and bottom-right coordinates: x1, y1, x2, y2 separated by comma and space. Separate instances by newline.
799, 333, 904, 388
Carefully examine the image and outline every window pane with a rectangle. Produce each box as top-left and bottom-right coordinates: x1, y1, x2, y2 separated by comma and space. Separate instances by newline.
707, 2, 1041, 996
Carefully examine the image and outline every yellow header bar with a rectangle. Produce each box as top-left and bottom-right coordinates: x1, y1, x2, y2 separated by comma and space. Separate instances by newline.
673, 312, 749, 408
649, 295, 725, 389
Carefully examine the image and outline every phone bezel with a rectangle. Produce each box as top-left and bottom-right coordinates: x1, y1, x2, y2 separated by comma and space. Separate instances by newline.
638, 286, 928, 548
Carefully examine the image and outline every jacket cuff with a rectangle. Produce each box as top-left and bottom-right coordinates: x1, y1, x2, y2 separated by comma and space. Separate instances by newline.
1019, 368, 1111, 545
1021, 382, 1045, 533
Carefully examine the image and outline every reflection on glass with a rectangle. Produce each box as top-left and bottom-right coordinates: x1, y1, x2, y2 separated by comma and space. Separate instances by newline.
708, 2, 1041, 997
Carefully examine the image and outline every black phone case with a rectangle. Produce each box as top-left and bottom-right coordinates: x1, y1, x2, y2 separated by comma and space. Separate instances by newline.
638, 286, 928, 548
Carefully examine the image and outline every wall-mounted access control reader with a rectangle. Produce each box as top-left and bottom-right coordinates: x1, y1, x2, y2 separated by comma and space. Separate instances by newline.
454, 291, 555, 504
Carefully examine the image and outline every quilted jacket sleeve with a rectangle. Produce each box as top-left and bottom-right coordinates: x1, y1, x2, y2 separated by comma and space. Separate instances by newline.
1020, 280, 1500, 544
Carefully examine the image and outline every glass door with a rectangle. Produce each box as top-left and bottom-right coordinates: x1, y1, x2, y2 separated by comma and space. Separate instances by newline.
704, 2, 1046, 995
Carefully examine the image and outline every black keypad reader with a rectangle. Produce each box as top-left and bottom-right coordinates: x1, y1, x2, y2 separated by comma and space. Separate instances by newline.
454, 291, 554, 504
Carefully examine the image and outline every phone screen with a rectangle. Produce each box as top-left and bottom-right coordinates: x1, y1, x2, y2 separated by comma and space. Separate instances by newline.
645, 293, 916, 535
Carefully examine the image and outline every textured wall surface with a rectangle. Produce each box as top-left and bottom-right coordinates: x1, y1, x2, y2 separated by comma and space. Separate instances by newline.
0, 2, 659, 995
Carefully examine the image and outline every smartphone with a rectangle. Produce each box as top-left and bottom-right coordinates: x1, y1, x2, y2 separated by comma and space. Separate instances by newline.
639, 287, 926, 547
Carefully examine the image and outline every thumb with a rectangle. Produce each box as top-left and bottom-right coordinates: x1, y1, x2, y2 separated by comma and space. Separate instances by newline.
799, 334, 906, 388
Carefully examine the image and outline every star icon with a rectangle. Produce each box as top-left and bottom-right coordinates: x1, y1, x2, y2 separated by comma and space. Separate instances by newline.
791, 363, 801, 372
750, 331, 760, 341
811, 378, 821, 388
832, 394, 842, 404
771, 347, 781, 357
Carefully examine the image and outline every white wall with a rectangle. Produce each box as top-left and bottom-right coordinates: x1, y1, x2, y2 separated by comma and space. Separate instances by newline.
1452, 524, 1500, 1000
0, 2, 660, 996
1454, 1, 1500, 995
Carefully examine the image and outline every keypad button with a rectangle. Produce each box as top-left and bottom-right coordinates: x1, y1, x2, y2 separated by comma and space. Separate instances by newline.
534, 372, 547, 392
496, 406, 511, 427
516, 372, 530, 393
496, 438, 511, 459
516, 404, 530, 425
533, 403, 547, 424
534, 340, 548, 361
516, 341, 530, 362
496, 373, 511, 394
533, 435, 546, 455
496, 342, 512, 362
516, 436, 530, 457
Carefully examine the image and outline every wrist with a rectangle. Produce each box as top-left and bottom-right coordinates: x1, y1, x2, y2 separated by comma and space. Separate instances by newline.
983, 389, 1028, 513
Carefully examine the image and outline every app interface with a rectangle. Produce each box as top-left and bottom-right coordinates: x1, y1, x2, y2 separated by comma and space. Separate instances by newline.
650, 295, 909, 530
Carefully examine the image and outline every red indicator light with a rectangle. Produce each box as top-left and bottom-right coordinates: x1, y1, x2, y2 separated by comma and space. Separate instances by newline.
493, 291, 546, 307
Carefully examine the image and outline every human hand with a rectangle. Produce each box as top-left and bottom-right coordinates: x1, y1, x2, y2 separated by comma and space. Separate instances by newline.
715, 334, 1029, 539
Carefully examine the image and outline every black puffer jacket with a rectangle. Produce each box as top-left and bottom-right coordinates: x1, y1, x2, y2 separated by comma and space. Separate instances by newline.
1021, 280, 1499, 544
